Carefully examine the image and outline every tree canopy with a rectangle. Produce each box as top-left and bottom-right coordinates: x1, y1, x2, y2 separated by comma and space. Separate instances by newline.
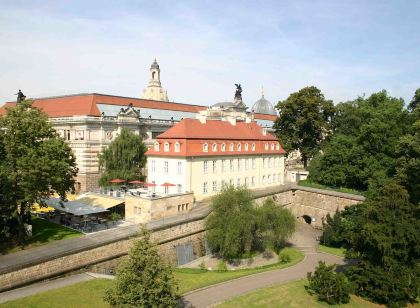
308, 90, 411, 192
0, 100, 77, 243
104, 227, 179, 307
273, 86, 335, 168
205, 186, 295, 260
98, 128, 147, 186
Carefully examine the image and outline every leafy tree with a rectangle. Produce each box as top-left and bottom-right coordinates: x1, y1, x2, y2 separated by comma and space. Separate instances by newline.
274, 86, 335, 168
98, 128, 147, 186
205, 186, 257, 260
206, 187, 295, 260
0, 100, 77, 243
306, 261, 352, 305
104, 227, 179, 307
346, 182, 420, 307
256, 199, 295, 250
309, 90, 411, 192
408, 88, 420, 111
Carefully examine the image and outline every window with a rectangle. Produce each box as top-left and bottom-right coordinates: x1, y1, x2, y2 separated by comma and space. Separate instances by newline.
63, 130, 71, 141
164, 142, 170, 152
229, 179, 234, 186
75, 130, 84, 140
251, 176, 255, 187
268, 175, 271, 184
203, 182, 208, 194
221, 143, 226, 152
245, 177, 249, 187
174, 142, 180, 152
164, 186, 169, 194
237, 143, 242, 151
212, 180, 217, 192
212, 143, 217, 152
151, 160, 156, 172
134, 206, 141, 215
251, 143, 255, 151
278, 173, 281, 183
203, 161, 208, 173
212, 160, 217, 173
203, 143, 208, 152
269, 158, 272, 168
252, 158, 256, 169
221, 180, 226, 188
244, 143, 249, 151
164, 161, 169, 173
222, 159, 226, 172
273, 174, 277, 183
237, 178, 241, 187
264, 143, 269, 150
276, 143, 280, 150
262, 175, 266, 185
154, 142, 160, 151
245, 159, 249, 170
230, 159, 234, 172
271, 143, 274, 150
263, 158, 266, 168
237, 159, 241, 171
177, 162, 182, 175
229, 143, 234, 151
276, 157, 279, 167
177, 184, 182, 193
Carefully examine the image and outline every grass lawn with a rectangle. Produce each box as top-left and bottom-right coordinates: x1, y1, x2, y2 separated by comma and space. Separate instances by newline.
298, 179, 364, 196
1, 248, 304, 307
217, 279, 381, 308
318, 244, 346, 257
1, 217, 82, 254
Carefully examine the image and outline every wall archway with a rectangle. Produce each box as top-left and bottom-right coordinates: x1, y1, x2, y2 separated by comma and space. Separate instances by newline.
302, 215, 312, 224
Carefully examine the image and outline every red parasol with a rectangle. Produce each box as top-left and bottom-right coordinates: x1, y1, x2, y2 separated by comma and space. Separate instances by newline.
128, 180, 144, 184
143, 183, 157, 187
161, 182, 176, 187
110, 179, 126, 183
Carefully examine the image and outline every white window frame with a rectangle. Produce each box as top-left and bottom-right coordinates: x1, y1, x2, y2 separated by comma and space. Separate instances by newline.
221, 143, 226, 152
212, 143, 217, 152
174, 142, 180, 152
164, 142, 170, 152
244, 143, 249, 151
271, 143, 274, 150
212, 180, 217, 192
229, 143, 234, 151
151, 160, 156, 172
177, 161, 182, 175
203, 182, 208, 194
177, 184, 182, 193
212, 160, 217, 173
237, 143, 242, 151
264, 143, 268, 150
164, 161, 169, 173
203, 161, 208, 173
252, 158, 256, 169
154, 142, 160, 151
203, 143, 208, 152
222, 159, 226, 172
252, 176, 255, 187
251, 143, 255, 151
230, 159, 234, 172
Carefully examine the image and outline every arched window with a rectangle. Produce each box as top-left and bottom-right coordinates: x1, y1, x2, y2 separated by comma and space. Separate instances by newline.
244, 143, 249, 151
174, 142, 180, 153
237, 143, 242, 151
276, 143, 280, 150
229, 143, 234, 151
203, 143, 208, 152
221, 143, 226, 152
164, 142, 170, 152
271, 143, 274, 150
212, 143, 217, 152
154, 142, 160, 151
264, 143, 268, 150
251, 143, 256, 151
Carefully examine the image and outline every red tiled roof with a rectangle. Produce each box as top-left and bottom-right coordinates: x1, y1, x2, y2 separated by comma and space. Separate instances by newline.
156, 118, 277, 140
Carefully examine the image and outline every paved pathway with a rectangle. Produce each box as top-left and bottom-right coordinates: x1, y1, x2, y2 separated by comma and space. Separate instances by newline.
180, 223, 346, 307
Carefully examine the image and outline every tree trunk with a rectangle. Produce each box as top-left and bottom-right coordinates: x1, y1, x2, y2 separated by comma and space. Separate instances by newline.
303, 156, 308, 170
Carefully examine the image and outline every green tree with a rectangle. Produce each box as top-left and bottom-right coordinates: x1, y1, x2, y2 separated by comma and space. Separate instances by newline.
408, 88, 420, 111
306, 261, 352, 305
257, 199, 295, 250
205, 186, 257, 260
309, 90, 411, 192
0, 100, 77, 243
274, 86, 335, 168
98, 128, 147, 186
346, 183, 420, 307
104, 227, 179, 307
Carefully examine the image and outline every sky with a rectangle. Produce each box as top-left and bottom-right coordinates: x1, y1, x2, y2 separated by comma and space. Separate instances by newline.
0, 0, 419, 108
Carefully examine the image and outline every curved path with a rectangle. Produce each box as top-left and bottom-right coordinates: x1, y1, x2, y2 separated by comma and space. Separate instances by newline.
181, 223, 347, 308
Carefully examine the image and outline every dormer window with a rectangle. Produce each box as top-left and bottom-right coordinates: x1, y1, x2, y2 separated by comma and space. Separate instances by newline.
221, 143, 226, 152
244, 143, 249, 151
276, 143, 280, 150
271, 143, 274, 150
212, 143, 217, 152
164, 142, 170, 152
237, 143, 242, 151
174, 142, 180, 153
251, 143, 256, 151
264, 143, 269, 150
154, 142, 160, 151
203, 143, 209, 152
229, 143, 234, 151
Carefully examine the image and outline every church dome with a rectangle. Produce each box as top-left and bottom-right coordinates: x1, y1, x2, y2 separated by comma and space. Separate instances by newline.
252, 90, 276, 115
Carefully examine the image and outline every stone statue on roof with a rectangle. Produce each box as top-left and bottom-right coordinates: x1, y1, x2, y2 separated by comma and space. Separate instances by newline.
15, 89, 26, 104
234, 83, 242, 101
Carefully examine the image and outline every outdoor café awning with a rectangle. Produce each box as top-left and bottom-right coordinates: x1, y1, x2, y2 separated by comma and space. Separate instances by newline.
43, 197, 109, 216
77, 193, 124, 210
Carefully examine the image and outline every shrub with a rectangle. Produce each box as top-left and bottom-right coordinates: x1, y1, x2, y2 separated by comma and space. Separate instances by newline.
306, 261, 352, 305
278, 251, 291, 264
217, 260, 228, 272
199, 260, 206, 270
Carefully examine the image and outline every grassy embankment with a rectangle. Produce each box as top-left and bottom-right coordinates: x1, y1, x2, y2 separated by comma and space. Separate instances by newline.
298, 179, 364, 196
318, 244, 346, 257
1, 248, 303, 307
